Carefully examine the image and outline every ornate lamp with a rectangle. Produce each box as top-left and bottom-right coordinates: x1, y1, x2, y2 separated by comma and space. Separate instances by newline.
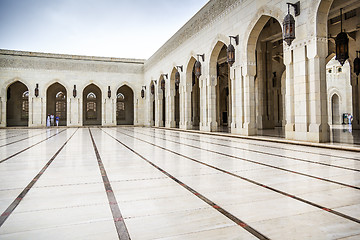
34, 83, 39, 97
175, 65, 183, 87
161, 79, 165, 90
141, 86, 146, 99
354, 51, 360, 76
195, 54, 205, 78
227, 35, 239, 67
73, 85, 77, 98
151, 84, 155, 95
108, 86, 111, 98
335, 8, 349, 66
283, 2, 300, 46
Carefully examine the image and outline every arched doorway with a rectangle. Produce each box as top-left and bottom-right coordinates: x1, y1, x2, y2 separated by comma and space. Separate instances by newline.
150, 81, 155, 126
325, 0, 358, 130
252, 17, 285, 136
46, 82, 67, 126
331, 94, 340, 124
116, 85, 134, 125
6, 81, 29, 127
210, 42, 231, 132
170, 67, 180, 128
83, 84, 102, 126
158, 75, 166, 127
191, 62, 200, 129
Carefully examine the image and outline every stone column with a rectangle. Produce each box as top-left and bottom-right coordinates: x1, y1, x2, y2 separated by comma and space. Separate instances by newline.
0, 96, 5, 127
284, 48, 295, 139
232, 64, 244, 134
243, 64, 257, 135
181, 83, 192, 129
68, 96, 81, 126
155, 86, 163, 127
168, 88, 176, 128
307, 38, 330, 142
103, 97, 115, 126
30, 95, 44, 127
230, 65, 236, 132
203, 74, 217, 132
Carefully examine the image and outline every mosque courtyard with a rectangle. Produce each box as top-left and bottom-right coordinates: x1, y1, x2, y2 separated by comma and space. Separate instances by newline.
0, 127, 359, 239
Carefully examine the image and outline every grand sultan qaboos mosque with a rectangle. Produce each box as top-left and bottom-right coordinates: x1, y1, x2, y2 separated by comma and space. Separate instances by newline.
1, 0, 359, 143
0, 0, 360, 239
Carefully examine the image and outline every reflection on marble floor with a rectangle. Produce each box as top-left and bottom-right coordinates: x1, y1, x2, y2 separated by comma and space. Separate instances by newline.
0, 127, 359, 239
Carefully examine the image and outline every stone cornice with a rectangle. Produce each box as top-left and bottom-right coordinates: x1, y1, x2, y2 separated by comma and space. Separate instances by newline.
144, 0, 241, 71
0, 49, 145, 74
0, 49, 146, 64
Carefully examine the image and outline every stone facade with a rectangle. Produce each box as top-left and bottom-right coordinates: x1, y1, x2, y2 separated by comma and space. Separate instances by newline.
1, 0, 359, 143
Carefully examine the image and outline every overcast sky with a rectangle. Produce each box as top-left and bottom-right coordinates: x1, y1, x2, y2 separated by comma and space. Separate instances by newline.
0, 0, 209, 59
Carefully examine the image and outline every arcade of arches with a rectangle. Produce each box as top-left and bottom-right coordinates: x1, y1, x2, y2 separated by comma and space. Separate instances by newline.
0, 0, 359, 144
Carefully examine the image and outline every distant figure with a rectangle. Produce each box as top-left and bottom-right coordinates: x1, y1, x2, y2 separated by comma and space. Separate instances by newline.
348, 114, 353, 126
55, 116, 59, 126
50, 114, 54, 126
46, 115, 50, 127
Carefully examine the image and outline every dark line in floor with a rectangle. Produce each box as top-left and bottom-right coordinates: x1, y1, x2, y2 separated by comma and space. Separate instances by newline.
121, 128, 360, 190
150, 127, 360, 161
0, 129, 67, 164
140, 128, 360, 172
88, 128, 131, 240
0, 128, 78, 227
0, 129, 51, 148
101, 128, 270, 240
113, 128, 360, 225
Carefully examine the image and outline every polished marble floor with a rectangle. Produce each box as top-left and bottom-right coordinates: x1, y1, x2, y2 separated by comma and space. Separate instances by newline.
0, 127, 359, 239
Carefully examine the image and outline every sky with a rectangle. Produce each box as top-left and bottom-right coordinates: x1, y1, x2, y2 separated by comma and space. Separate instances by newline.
0, 0, 209, 59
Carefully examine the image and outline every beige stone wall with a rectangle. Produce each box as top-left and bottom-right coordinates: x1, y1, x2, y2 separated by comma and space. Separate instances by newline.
0, 50, 145, 127
1, 0, 359, 143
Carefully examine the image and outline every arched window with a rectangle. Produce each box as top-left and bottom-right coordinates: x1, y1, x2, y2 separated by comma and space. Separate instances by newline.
117, 93, 125, 120
21, 91, 29, 119
86, 92, 97, 119
55, 91, 66, 119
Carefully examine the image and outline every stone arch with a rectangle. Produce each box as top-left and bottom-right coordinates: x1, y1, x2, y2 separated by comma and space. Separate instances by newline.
315, 0, 334, 38
331, 93, 340, 124
43, 80, 70, 98
186, 57, 197, 86
149, 80, 156, 126
209, 40, 227, 77
243, 6, 283, 64
46, 82, 68, 126
2, 78, 30, 97
170, 67, 180, 127
83, 83, 102, 126
116, 84, 134, 125
6, 81, 29, 126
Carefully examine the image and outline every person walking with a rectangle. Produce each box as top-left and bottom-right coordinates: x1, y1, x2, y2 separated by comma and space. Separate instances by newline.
46, 115, 50, 127
55, 116, 59, 127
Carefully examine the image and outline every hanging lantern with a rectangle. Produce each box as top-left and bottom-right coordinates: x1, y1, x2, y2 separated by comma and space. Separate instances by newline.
161, 79, 165, 90
34, 83, 39, 97
141, 89, 145, 98
283, 4, 296, 46
175, 71, 180, 87
151, 84, 154, 95
73, 85, 77, 98
194, 54, 204, 79
107, 86, 111, 98
195, 60, 202, 78
354, 51, 360, 76
335, 9, 349, 66
227, 35, 238, 67
175, 65, 182, 87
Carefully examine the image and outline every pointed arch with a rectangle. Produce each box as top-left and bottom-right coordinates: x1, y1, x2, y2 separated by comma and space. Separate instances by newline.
6, 81, 29, 126
46, 82, 67, 126
116, 84, 134, 125
83, 83, 102, 125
